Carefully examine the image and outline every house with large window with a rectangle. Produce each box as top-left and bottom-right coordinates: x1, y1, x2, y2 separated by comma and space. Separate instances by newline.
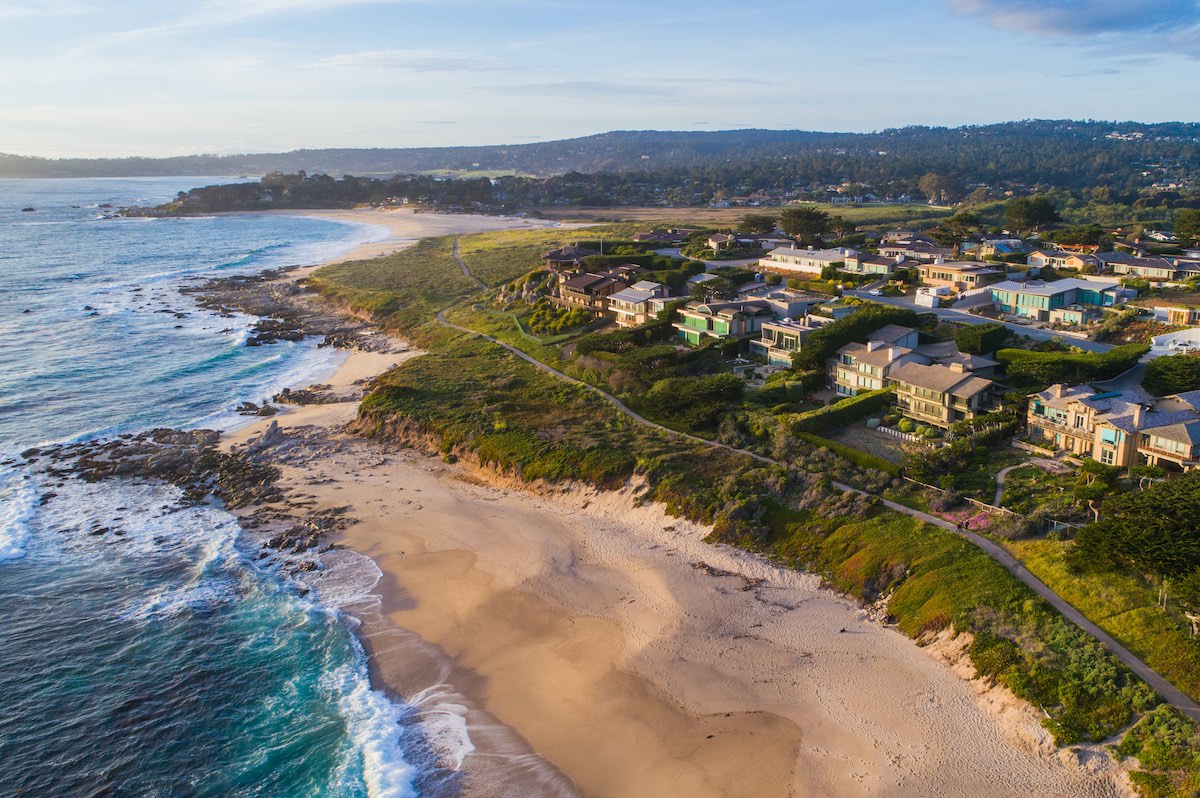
554, 272, 628, 316
989, 278, 1123, 321
750, 319, 815, 366
887, 361, 994, 428
879, 236, 953, 262
1027, 385, 1200, 470
841, 253, 903, 276
917, 260, 1005, 292
673, 300, 774, 345
832, 340, 925, 397
607, 281, 669, 327
1098, 252, 1178, 281
759, 246, 858, 275
1026, 249, 1101, 271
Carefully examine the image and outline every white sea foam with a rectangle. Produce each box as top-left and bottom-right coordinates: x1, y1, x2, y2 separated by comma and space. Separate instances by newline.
304, 548, 384, 610
410, 684, 477, 771
0, 467, 35, 563
328, 664, 420, 798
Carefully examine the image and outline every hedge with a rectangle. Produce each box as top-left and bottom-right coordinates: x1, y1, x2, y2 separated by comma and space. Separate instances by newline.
789, 388, 894, 434
994, 343, 1148, 388
791, 305, 921, 371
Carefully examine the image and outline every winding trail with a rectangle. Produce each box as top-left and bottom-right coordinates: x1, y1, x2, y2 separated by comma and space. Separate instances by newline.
439, 244, 1200, 723
994, 462, 1029, 507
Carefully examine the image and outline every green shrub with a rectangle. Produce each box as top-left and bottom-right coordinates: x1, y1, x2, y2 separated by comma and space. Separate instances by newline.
788, 388, 894, 434
955, 322, 1010, 355
995, 342, 1148, 388
1144, 353, 1200, 397
898, 418, 916, 433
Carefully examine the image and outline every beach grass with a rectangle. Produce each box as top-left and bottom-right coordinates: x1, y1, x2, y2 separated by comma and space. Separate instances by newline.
1008, 539, 1200, 701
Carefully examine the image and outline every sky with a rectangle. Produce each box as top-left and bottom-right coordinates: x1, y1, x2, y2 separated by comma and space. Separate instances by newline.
1, 0, 1198, 158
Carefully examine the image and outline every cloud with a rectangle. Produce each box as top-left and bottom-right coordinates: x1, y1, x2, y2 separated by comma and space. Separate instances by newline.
948, 0, 1200, 35
316, 49, 505, 72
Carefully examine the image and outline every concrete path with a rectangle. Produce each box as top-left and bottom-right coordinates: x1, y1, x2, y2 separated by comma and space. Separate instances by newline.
433, 254, 1200, 723
993, 462, 1029, 507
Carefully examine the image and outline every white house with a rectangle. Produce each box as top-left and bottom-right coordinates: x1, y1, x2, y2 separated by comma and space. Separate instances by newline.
759, 246, 858, 275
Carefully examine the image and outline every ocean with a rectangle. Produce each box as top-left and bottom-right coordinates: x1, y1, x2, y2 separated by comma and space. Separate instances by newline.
0, 178, 446, 797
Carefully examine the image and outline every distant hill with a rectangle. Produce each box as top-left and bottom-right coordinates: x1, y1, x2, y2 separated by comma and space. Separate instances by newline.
3, 121, 1199, 186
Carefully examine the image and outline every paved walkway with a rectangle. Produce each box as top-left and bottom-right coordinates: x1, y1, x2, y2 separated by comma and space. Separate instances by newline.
434, 253, 1200, 723
993, 462, 1029, 506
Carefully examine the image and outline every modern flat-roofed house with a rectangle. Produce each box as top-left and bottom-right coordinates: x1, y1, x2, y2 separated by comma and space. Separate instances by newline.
842, 253, 903, 276
1098, 252, 1178, 281
607, 281, 669, 327
759, 246, 857, 275
917, 260, 1005, 291
887, 361, 994, 428
1027, 385, 1200, 470
989, 278, 1122, 321
750, 288, 828, 319
1026, 249, 1101, 271
673, 300, 774, 345
750, 318, 815, 366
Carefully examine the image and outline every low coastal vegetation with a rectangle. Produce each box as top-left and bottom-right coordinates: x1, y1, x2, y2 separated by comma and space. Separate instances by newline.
308, 223, 1200, 792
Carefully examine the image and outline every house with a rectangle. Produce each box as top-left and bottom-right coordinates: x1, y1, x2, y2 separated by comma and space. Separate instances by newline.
542, 245, 598, 270
1048, 305, 1100, 326
842, 253, 903, 276
1027, 385, 1200, 470
989, 278, 1122, 321
759, 246, 858, 275
1026, 249, 1101, 271
879, 237, 954, 262
1098, 252, 1178, 281
673, 300, 774, 345
917, 260, 1005, 292
830, 325, 923, 396
1161, 306, 1200, 326
887, 361, 994, 428
607, 281, 670, 328
554, 272, 628, 316
749, 288, 828, 319
750, 319, 816, 367
707, 233, 734, 250
970, 238, 1029, 259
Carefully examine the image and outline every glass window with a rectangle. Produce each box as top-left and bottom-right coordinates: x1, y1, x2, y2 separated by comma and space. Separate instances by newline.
1100, 448, 1114, 465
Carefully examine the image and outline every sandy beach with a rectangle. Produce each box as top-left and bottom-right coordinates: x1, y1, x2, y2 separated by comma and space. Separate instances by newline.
222, 209, 1135, 798
239, 207, 567, 273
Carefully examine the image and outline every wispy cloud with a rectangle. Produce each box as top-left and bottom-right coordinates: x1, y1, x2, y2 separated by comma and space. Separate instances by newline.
948, 0, 1200, 35
948, 0, 1200, 60
316, 49, 505, 72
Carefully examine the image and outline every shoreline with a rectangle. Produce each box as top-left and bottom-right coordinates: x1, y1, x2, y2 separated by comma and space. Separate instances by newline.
217, 208, 1134, 797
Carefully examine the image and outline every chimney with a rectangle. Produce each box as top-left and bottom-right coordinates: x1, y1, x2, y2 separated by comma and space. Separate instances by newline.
1052, 384, 1065, 399
888, 346, 900, 361
894, 254, 906, 264
934, 257, 945, 265
949, 361, 967, 373
867, 340, 883, 352
1132, 404, 1145, 428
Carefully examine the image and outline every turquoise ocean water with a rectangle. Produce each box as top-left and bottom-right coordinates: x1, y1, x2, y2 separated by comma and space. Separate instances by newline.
0, 178, 450, 797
